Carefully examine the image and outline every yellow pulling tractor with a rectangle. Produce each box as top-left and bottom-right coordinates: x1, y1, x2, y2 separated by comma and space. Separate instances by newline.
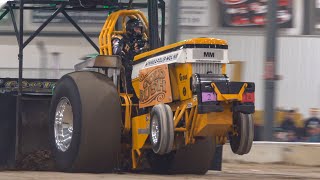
65, 9, 255, 173
0, 0, 254, 174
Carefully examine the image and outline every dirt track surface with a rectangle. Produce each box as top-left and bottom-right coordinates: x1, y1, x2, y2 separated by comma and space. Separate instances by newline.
0, 163, 319, 180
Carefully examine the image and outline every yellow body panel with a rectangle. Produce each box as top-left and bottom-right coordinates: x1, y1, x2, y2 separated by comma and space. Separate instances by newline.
134, 37, 228, 61
175, 64, 193, 101
132, 114, 150, 150
194, 104, 233, 137
169, 65, 180, 101
222, 64, 227, 74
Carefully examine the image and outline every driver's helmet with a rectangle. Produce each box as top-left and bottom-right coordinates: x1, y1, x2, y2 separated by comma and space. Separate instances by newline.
126, 18, 144, 38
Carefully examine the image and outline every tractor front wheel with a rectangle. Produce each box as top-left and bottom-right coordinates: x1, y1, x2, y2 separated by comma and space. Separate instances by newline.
149, 104, 174, 155
229, 112, 254, 155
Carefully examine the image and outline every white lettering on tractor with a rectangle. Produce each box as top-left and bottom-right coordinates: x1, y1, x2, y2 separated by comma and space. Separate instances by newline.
145, 52, 179, 67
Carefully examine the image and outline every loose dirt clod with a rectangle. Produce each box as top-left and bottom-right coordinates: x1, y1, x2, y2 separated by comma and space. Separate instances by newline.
16, 150, 55, 171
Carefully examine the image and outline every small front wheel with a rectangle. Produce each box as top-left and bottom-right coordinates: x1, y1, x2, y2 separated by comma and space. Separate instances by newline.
149, 104, 174, 155
229, 112, 254, 155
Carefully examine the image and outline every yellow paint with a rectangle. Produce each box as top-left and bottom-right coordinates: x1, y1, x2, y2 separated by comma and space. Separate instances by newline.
174, 104, 187, 127
135, 149, 141, 156
132, 114, 149, 150
119, 93, 132, 134
186, 107, 195, 130
131, 150, 137, 169
173, 106, 180, 121
222, 64, 227, 74
175, 64, 192, 101
131, 113, 150, 169
99, 10, 149, 55
169, 65, 180, 101
135, 37, 228, 61
188, 106, 198, 144
169, 97, 233, 144
175, 128, 187, 132
194, 104, 233, 137
211, 82, 247, 101
169, 97, 198, 111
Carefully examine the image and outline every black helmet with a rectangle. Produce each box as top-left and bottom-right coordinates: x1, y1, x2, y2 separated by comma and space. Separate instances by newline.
126, 18, 143, 37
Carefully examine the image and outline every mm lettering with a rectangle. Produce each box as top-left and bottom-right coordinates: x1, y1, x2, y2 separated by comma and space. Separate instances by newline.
204, 52, 215, 58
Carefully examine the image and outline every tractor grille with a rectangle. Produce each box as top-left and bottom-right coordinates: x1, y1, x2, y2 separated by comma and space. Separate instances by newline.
192, 63, 222, 74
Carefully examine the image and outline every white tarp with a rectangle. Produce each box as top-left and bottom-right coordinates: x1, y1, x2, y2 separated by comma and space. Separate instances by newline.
0, 0, 8, 10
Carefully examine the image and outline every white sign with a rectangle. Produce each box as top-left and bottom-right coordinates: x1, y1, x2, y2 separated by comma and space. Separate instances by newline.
186, 49, 229, 64
178, 0, 210, 26
161, 0, 210, 27
193, 49, 224, 61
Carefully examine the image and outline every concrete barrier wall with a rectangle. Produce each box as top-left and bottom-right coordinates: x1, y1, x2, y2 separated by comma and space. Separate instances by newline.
223, 142, 320, 166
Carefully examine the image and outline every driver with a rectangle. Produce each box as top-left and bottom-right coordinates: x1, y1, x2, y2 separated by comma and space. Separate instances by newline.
112, 18, 148, 95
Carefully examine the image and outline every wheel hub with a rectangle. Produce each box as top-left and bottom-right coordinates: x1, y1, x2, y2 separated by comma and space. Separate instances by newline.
54, 97, 73, 152
151, 116, 160, 145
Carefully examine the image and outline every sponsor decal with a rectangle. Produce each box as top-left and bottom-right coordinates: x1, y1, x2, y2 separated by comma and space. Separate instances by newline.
145, 52, 179, 67
4, 81, 56, 89
202, 92, 216, 102
183, 87, 187, 96
219, 0, 293, 28
179, 73, 188, 81
193, 49, 224, 61
0, 79, 56, 94
139, 64, 172, 108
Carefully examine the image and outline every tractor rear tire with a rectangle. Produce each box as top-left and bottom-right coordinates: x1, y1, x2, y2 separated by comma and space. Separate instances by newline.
49, 71, 121, 172
148, 137, 216, 174
210, 145, 223, 171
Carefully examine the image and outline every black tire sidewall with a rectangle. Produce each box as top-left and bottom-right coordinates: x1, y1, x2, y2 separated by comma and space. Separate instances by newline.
230, 112, 239, 153
49, 75, 82, 171
230, 112, 253, 155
